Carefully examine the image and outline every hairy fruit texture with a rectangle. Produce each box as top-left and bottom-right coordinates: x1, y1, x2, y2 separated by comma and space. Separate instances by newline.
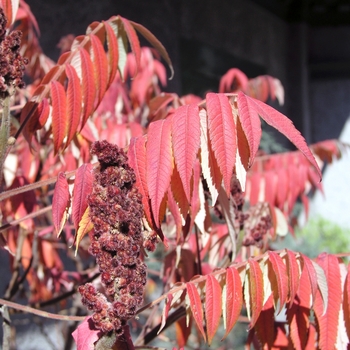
0, 8, 28, 99
79, 141, 147, 337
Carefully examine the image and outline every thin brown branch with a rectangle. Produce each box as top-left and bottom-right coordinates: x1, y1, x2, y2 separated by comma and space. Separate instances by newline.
0, 162, 99, 202
4, 228, 26, 299
0, 206, 52, 233
1, 306, 11, 350
0, 298, 85, 321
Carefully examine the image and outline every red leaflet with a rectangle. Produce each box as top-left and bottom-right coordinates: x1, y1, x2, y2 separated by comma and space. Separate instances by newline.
90, 34, 108, 105
170, 164, 189, 219
171, 104, 201, 201
52, 172, 70, 236
248, 259, 264, 328
305, 324, 317, 349
205, 275, 222, 345
72, 164, 94, 231
175, 317, 192, 348
51, 80, 67, 154
129, 20, 174, 79
146, 118, 173, 226
41, 66, 61, 85
186, 282, 206, 341
65, 64, 82, 147
207, 126, 223, 198
287, 267, 311, 350
344, 264, 350, 340
268, 251, 288, 313
128, 136, 152, 226
286, 249, 299, 306
206, 93, 237, 195
248, 172, 260, 206
237, 91, 262, 166
22, 99, 49, 144
103, 21, 119, 86
222, 267, 243, 339
238, 92, 321, 180
247, 75, 269, 103
301, 254, 318, 304
149, 93, 176, 119
189, 159, 201, 231
79, 47, 96, 130
167, 188, 183, 243
159, 294, 173, 335
0, 0, 16, 27
311, 139, 341, 163
254, 294, 276, 348
236, 116, 250, 171
308, 165, 324, 194
219, 68, 249, 93
314, 253, 342, 350
120, 16, 141, 77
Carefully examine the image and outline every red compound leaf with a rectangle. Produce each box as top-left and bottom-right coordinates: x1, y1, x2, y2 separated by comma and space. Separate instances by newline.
52, 172, 70, 236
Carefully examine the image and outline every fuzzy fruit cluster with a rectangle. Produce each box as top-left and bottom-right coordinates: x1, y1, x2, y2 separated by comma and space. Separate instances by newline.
78, 141, 147, 336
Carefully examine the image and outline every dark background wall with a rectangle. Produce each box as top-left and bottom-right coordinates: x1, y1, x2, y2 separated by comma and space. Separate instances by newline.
26, 0, 350, 144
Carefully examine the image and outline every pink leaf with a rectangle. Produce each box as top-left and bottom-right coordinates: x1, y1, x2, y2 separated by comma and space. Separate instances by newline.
186, 282, 206, 341
171, 104, 201, 201
314, 253, 342, 350
205, 275, 222, 344
72, 164, 94, 230
206, 93, 237, 195
248, 259, 264, 328
103, 21, 119, 86
268, 251, 288, 313
90, 34, 108, 105
238, 92, 321, 179
51, 80, 67, 154
128, 136, 152, 227
237, 91, 262, 166
72, 317, 101, 350
79, 47, 96, 130
146, 118, 173, 226
52, 172, 70, 236
223, 266, 243, 339
120, 16, 141, 77
129, 20, 174, 79
65, 63, 82, 147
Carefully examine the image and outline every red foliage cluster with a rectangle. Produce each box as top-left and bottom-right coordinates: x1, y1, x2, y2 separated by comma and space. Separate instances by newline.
0, 7, 28, 98
78, 141, 147, 336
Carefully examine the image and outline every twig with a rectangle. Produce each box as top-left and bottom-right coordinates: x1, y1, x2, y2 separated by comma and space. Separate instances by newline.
4, 228, 26, 299
0, 298, 85, 321
6, 256, 33, 300
0, 162, 99, 202
0, 206, 52, 233
1, 305, 11, 350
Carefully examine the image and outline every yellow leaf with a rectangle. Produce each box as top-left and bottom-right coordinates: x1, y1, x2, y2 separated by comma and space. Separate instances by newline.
74, 206, 93, 255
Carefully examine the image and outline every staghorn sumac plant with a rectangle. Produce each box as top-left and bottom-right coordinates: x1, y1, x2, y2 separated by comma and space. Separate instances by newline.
0, 1, 349, 349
